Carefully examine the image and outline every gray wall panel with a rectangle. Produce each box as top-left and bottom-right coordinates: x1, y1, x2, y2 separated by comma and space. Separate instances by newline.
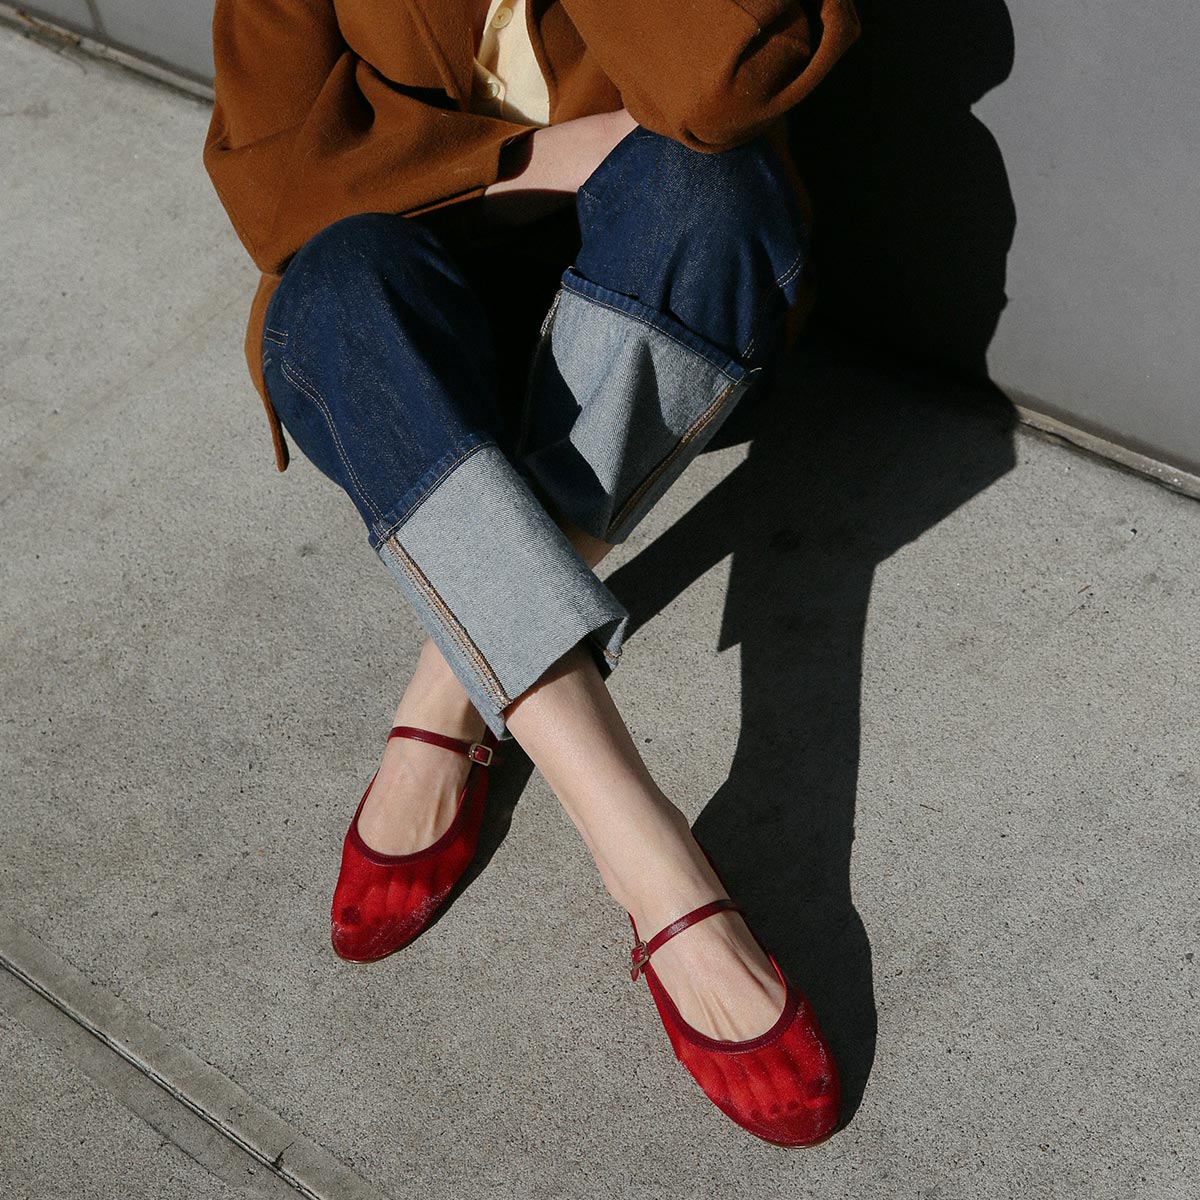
91, 0, 212, 78
791, 0, 1200, 476
974, 4, 1200, 471
22, 1, 212, 80
20, 1, 96, 32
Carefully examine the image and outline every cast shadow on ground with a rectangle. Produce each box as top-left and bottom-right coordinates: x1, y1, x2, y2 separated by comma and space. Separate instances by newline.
598, 0, 1019, 1121
605, 339, 1017, 1123
465, 0, 1019, 1127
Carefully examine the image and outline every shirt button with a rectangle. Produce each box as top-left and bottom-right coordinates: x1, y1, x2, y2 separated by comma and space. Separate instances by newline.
484, 78, 501, 99
492, 6, 513, 29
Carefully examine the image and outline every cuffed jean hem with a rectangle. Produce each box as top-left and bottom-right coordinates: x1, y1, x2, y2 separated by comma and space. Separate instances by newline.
518, 267, 764, 546
373, 441, 629, 740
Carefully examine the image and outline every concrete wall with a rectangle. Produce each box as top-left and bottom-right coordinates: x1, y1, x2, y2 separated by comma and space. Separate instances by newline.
974, 4, 1199, 475
18, 0, 1200, 476
21, 0, 213, 81
789, 0, 1200, 476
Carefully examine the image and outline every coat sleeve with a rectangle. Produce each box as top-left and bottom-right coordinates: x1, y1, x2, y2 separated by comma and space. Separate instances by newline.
558, 0, 861, 153
202, 0, 537, 275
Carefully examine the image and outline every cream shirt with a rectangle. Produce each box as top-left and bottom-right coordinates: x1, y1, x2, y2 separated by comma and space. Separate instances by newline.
471, 0, 551, 127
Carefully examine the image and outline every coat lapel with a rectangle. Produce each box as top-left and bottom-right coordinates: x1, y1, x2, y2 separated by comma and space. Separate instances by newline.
401, 0, 476, 105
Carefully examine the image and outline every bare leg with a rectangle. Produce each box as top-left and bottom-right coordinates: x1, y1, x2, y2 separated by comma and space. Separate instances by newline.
363, 517, 782, 1040
503, 641, 786, 1041
357, 516, 603, 857
355, 637, 488, 856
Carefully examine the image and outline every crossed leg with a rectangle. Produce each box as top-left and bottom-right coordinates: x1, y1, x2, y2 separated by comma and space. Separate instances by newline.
359, 127, 809, 1039
264, 125, 809, 1040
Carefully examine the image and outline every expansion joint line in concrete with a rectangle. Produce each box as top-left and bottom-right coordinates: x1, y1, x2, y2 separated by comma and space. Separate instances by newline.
0, 919, 386, 1200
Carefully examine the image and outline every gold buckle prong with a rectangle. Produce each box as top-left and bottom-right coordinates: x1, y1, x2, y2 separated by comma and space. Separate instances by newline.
630, 940, 650, 981
468, 742, 494, 767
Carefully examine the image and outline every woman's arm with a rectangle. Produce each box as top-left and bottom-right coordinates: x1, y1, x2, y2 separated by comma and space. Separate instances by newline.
477, 108, 639, 228
203, 1, 859, 270
558, 0, 861, 152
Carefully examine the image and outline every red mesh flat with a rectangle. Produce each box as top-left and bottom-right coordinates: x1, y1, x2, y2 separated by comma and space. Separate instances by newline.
629, 899, 841, 1147
330, 725, 499, 963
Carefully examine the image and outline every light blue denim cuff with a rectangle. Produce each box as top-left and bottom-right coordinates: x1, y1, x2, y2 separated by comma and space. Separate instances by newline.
518, 266, 763, 545
374, 442, 628, 740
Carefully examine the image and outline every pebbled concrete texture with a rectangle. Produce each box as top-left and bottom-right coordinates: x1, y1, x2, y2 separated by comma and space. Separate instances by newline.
0, 1006, 253, 1200
1, 21, 1198, 1200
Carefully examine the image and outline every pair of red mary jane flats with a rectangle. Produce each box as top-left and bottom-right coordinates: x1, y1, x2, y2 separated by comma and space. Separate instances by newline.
329, 724, 841, 1148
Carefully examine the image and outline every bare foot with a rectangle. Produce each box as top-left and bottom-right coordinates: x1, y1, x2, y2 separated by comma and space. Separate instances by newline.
612, 812, 787, 1042
356, 639, 488, 856
501, 644, 786, 1043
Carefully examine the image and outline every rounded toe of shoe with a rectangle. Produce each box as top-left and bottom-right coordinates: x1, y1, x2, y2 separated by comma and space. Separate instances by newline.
330, 902, 400, 963
330, 910, 378, 963
713, 1060, 839, 1148
750, 1090, 841, 1148
330, 891, 445, 962
706, 1003, 843, 1147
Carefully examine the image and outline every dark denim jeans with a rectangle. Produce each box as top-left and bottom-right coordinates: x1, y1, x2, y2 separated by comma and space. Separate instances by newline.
260, 125, 809, 737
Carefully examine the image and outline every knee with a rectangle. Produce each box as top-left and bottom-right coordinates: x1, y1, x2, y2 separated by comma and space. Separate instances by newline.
278, 212, 447, 321
586, 126, 805, 248
292, 211, 438, 272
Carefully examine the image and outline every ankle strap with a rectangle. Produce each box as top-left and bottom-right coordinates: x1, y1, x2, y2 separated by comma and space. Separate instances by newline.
630, 898, 740, 981
387, 725, 495, 767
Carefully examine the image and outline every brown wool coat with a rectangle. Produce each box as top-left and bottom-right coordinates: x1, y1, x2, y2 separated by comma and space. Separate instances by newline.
203, 0, 861, 471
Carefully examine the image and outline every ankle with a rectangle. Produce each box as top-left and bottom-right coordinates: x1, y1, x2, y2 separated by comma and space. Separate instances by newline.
392, 640, 487, 740
593, 806, 722, 929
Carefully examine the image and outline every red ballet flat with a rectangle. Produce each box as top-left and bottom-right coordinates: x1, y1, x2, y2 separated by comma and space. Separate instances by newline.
629, 899, 841, 1147
330, 724, 499, 963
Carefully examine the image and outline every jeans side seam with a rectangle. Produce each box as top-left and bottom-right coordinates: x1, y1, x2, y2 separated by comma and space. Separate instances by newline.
604, 373, 746, 542
560, 277, 742, 383
278, 357, 386, 526
741, 246, 807, 361
381, 535, 511, 711
515, 286, 563, 461
591, 631, 621, 666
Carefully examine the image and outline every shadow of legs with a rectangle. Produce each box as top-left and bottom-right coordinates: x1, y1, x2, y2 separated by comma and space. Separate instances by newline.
606, 336, 1018, 1120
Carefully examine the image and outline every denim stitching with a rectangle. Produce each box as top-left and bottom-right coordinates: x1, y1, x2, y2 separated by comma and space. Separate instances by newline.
741, 247, 806, 361
560, 277, 741, 383
384, 539, 502, 705
586, 629, 622, 671
606, 374, 744, 541
381, 536, 510, 709
397, 549, 507, 707
380, 539, 476, 688
372, 440, 495, 545
774, 249, 807, 291
264, 327, 288, 347
278, 358, 385, 526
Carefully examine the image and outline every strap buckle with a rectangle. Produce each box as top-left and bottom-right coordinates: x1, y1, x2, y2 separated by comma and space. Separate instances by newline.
468, 741, 494, 767
630, 941, 650, 981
